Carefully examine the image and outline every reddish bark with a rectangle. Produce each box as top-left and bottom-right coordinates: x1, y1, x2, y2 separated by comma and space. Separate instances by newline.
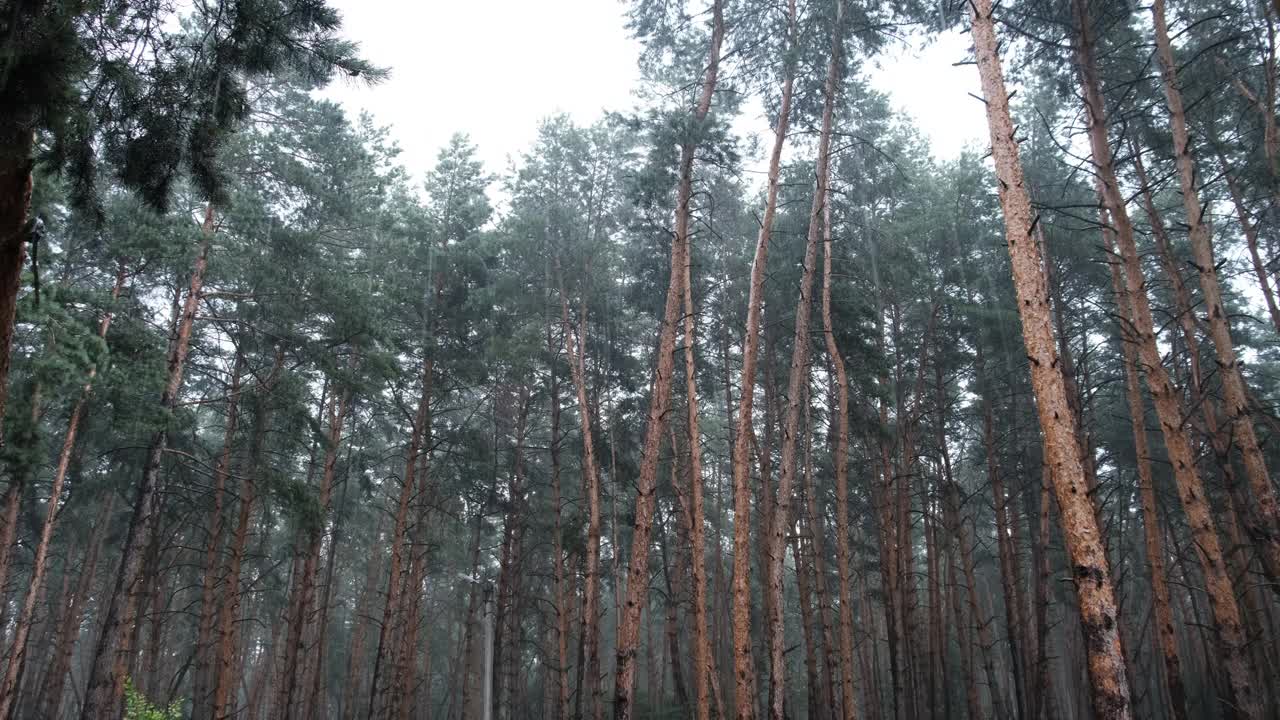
728, 2, 796, 716
81, 204, 216, 719
612, 1, 724, 716
970, 1, 1133, 715
765, 5, 843, 718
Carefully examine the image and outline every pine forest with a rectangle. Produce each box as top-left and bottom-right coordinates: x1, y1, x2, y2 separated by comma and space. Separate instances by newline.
3, 0, 1280, 718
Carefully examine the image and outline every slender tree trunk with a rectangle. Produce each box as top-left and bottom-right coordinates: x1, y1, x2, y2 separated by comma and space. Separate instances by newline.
968, 2, 1132, 716
1132, 147, 1280, 612
874, 382, 904, 720
1070, 0, 1261, 714
305, 472, 351, 720
943, 490, 981, 720
190, 351, 246, 720
492, 386, 530, 720
81, 204, 216, 720
729, 1, 794, 714
765, 6, 843, 718
659, 500, 691, 714
1105, 213, 1189, 720
799, 385, 839, 717
371, 356, 433, 719
343, 516, 385, 720
212, 348, 283, 720
0, 261, 125, 719
1151, 0, 1280, 605
398, 432, 437, 720
821, 175, 860, 720
678, 144, 717, 720
975, 345, 1030, 720
36, 494, 114, 720
1221, 164, 1280, 336
547, 325, 571, 720
946, 484, 1011, 720
612, 2, 723, 716
276, 376, 352, 718
794, 522, 824, 720
458, 467, 495, 720
1033, 464, 1060, 720
560, 287, 605, 720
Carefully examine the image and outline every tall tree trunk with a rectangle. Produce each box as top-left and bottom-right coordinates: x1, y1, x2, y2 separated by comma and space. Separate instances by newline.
492, 386, 530, 720
306, 474, 350, 720
729, 0, 794, 714
659, 499, 691, 715
371, 356, 434, 719
794, 525, 824, 720
968, 2, 1132, 716
945, 483, 1011, 720
974, 345, 1030, 720
1220, 164, 1280, 336
821, 175, 860, 720
1105, 211, 1189, 720
678, 141, 718, 720
1071, 0, 1260, 714
612, 1, 723, 716
190, 351, 246, 720
943, 490, 981, 720
212, 348, 283, 720
1151, 0, 1280, 601
799, 384, 839, 716
80, 203, 216, 720
0, 260, 125, 719
1131, 147, 1280, 609
1033, 464, 1060, 720
343, 515, 385, 720
36, 493, 114, 720
765, 5, 842, 719
404, 424, 437, 718
276, 376, 353, 718
560, 287, 605, 720
547, 325, 571, 720
874, 378, 904, 720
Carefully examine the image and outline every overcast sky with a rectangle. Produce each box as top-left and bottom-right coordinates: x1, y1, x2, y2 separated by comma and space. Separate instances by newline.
321, 0, 990, 184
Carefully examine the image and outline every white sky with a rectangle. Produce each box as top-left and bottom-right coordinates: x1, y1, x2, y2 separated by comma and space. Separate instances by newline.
322, 1, 989, 183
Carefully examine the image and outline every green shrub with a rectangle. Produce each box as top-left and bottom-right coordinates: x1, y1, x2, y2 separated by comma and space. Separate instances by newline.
123, 678, 184, 720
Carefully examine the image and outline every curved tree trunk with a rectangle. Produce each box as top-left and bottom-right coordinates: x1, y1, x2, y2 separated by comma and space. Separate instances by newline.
765, 5, 843, 718
821, 176, 860, 720
612, 1, 723, 716
728, 1, 795, 715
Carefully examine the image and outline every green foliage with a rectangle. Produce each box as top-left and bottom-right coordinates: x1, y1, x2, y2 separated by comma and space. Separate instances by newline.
123, 678, 183, 720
